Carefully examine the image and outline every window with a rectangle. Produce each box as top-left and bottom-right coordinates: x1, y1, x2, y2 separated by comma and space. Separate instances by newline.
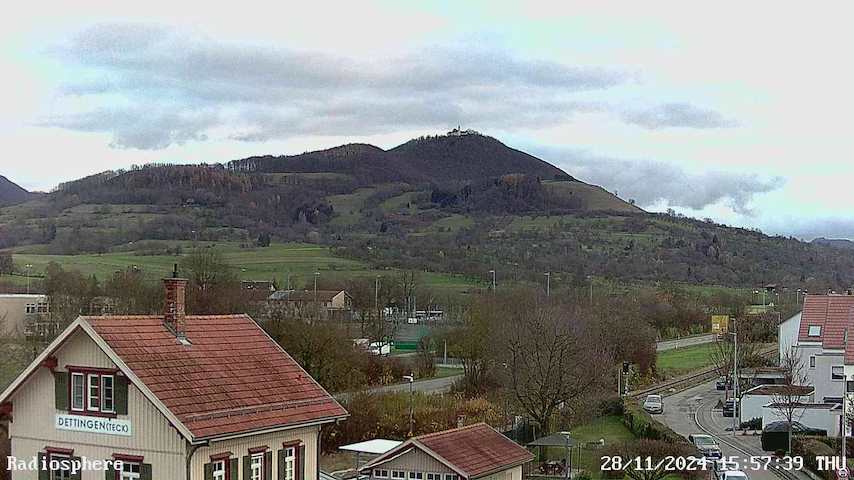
49, 454, 71, 480
37, 302, 49, 313
847, 381, 854, 394
68, 369, 115, 415
213, 460, 226, 480
120, 462, 141, 480
391, 471, 406, 479
283, 447, 296, 480
70, 373, 85, 411
251, 454, 264, 480
833, 366, 845, 381
444, 475, 459, 480
427, 473, 443, 480
25, 303, 36, 314
810, 356, 816, 368
409, 473, 423, 480
808, 325, 822, 337
374, 470, 390, 479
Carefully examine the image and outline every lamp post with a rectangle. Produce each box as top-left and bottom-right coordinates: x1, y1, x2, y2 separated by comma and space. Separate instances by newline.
730, 321, 738, 436
403, 374, 415, 435
545, 272, 551, 297
25, 264, 32, 294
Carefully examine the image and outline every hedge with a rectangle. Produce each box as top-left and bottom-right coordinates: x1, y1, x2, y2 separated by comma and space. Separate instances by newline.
793, 437, 836, 480
622, 400, 691, 445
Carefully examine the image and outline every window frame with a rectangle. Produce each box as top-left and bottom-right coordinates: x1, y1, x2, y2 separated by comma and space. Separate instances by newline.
426, 473, 443, 480
212, 459, 227, 480
283, 446, 296, 480
250, 453, 264, 480
444, 475, 459, 480
409, 472, 424, 480
809, 356, 816, 368
45, 450, 73, 480
374, 470, 390, 479
832, 365, 845, 381
66, 366, 118, 416
391, 471, 407, 480
808, 325, 822, 337
119, 461, 141, 480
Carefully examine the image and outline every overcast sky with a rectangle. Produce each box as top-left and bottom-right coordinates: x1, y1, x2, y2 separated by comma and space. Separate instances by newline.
2, 1, 853, 239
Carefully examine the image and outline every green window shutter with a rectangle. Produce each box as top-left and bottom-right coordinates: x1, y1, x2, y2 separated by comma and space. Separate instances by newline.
115, 375, 129, 415
140, 463, 152, 480
244, 455, 251, 480
105, 460, 116, 480
229, 458, 238, 480
54, 372, 69, 411
204, 462, 214, 480
38, 453, 49, 480
70, 456, 83, 480
278, 450, 285, 480
265, 451, 273, 480
298, 445, 306, 480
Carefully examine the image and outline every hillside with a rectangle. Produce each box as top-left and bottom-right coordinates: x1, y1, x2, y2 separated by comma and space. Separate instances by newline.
3, 131, 852, 291
0, 175, 31, 206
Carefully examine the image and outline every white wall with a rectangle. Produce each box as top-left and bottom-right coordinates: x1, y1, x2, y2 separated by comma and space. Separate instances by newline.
778, 312, 801, 362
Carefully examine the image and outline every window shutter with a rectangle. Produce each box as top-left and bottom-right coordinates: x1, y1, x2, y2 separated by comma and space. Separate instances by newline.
229, 458, 238, 480
38, 453, 49, 480
115, 375, 129, 415
140, 463, 153, 480
54, 372, 69, 411
278, 449, 285, 480
105, 461, 116, 480
244, 455, 251, 480
70, 456, 83, 480
298, 445, 306, 480
204, 462, 214, 480
265, 451, 273, 480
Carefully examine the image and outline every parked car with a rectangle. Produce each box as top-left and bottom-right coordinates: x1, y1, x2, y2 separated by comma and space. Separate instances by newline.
689, 434, 722, 459
716, 470, 749, 480
643, 394, 664, 414
716, 377, 732, 390
722, 398, 739, 417
760, 421, 826, 452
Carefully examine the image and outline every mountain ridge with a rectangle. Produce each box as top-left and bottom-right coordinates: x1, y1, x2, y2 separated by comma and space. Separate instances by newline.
0, 175, 31, 206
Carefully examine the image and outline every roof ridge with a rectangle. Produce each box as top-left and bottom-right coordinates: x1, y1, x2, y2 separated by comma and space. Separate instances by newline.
415, 421, 489, 440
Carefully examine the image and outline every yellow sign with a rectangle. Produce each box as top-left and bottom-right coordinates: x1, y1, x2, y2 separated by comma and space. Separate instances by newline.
711, 315, 729, 334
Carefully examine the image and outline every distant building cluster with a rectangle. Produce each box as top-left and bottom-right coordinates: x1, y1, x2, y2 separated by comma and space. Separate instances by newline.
446, 127, 480, 137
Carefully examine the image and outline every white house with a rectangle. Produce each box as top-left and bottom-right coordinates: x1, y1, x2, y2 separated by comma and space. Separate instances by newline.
740, 384, 814, 426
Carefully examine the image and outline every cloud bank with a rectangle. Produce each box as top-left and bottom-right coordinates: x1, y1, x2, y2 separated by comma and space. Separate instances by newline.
41, 23, 736, 149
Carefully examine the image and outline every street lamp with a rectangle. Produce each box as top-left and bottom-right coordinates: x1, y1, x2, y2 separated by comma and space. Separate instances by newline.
403, 374, 415, 435
25, 264, 33, 294
730, 324, 738, 436
544, 272, 551, 297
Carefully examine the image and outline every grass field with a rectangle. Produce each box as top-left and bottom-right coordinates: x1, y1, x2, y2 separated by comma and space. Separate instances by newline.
1, 241, 482, 296
656, 342, 717, 377
533, 415, 635, 478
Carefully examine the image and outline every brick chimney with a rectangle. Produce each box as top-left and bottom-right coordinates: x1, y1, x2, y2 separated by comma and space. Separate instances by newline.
163, 264, 188, 340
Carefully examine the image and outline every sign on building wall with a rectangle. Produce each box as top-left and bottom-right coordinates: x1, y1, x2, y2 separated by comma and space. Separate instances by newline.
711, 315, 729, 334
55, 414, 132, 436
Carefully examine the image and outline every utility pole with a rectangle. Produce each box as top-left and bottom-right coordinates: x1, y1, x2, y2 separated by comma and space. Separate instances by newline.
731, 319, 738, 435
545, 272, 551, 297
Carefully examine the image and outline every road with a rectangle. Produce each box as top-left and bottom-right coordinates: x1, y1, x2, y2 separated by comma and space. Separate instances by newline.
657, 334, 717, 352
657, 379, 809, 480
334, 374, 461, 401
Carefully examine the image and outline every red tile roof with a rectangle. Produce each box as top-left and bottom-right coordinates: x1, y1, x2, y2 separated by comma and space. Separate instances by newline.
364, 423, 532, 479
797, 295, 854, 364
84, 314, 347, 439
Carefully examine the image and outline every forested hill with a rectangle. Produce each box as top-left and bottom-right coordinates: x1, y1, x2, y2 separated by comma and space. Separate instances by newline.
2, 131, 852, 290
0, 175, 31, 206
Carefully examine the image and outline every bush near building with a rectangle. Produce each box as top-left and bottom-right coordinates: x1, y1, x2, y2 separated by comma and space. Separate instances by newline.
793, 437, 836, 480
322, 392, 501, 452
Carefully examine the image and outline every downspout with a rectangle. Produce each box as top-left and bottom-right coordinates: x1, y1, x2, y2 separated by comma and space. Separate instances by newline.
186, 440, 210, 480
317, 428, 323, 480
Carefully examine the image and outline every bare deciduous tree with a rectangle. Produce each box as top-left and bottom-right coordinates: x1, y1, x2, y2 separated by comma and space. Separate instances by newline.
771, 350, 809, 454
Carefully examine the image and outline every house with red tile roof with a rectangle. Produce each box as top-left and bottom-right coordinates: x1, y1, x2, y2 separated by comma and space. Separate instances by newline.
358, 423, 532, 480
0, 275, 347, 480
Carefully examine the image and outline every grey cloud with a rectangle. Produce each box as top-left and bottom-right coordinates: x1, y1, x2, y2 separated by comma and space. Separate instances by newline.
531, 146, 782, 215
623, 102, 738, 130
43, 23, 635, 149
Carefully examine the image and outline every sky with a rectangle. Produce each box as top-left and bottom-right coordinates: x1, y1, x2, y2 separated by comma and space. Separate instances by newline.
1, 1, 853, 239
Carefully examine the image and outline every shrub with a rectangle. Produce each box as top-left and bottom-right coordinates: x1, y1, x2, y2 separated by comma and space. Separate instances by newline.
622, 400, 687, 445
793, 437, 835, 480
740, 417, 761, 430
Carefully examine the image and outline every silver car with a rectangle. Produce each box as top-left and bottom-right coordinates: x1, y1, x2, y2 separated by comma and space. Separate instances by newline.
643, 394, 664, 414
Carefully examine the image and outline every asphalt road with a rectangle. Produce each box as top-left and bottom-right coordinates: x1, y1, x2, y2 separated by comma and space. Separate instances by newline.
656, 379, 810, 480
657, 334, 718, 352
